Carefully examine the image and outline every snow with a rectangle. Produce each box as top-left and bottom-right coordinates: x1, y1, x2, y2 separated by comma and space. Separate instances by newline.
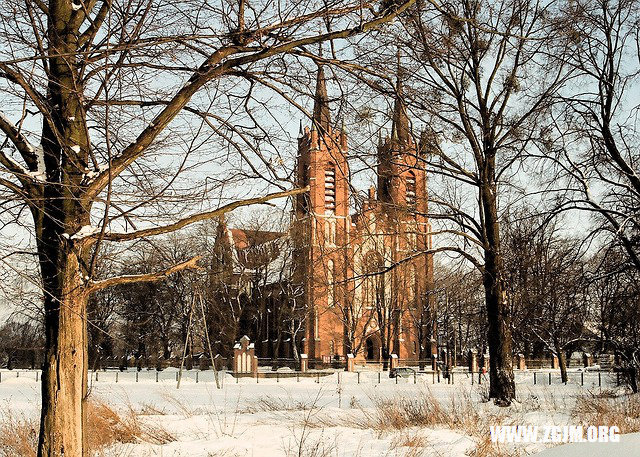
71, 145, 81, 153
0, 369, 636, 456
82, 163, 110, 183
70, 224, 100, 239
71, 2, 82, 11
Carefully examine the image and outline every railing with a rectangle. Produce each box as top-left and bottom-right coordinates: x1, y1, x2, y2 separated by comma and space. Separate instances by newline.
0, 368, 626, 389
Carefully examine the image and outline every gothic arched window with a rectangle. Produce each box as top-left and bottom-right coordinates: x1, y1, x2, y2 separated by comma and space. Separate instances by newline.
324, 219, 336, 245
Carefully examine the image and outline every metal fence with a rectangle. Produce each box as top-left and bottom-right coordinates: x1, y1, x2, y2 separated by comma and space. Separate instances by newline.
0, 368, 625, 390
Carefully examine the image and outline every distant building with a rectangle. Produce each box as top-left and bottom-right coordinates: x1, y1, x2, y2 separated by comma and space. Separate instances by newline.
212, 66, 435, 365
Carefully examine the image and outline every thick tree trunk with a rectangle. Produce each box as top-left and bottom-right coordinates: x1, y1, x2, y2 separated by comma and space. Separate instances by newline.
37, 231, 90, 457
481, 172, 516, 406
36, 2, 92, 453
483, 251, 516, 405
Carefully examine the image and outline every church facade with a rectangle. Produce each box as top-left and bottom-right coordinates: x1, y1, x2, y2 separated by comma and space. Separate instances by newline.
212, 66, 435, 365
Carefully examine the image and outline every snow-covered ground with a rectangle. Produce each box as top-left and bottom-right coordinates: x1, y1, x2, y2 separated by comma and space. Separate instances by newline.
0, 369, 635, 456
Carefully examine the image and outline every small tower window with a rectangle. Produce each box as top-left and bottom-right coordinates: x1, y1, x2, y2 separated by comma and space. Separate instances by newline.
325, 166, 336, 211
406, 172, 416, 205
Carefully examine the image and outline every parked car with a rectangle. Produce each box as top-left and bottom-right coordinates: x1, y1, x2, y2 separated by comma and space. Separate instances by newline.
389, 367, 416, 378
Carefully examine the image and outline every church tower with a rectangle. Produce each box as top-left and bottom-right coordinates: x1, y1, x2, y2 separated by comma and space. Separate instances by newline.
293, 65, 352, 363
376, 70, 434, 361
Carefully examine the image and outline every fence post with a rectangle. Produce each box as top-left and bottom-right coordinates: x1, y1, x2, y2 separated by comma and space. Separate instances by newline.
534, 372, 536, 385
135, 372, 138, 383
357, 372, 360, 384
337, 372, 340, 384
196, 371, 199, 383
471, 371, 474, 385
478, 372, 481, 385
317, 372, 320, 384
414, 371, 417, 384
548, 372, 551, 385
96, 372, 98, 382
378, 372, 381, 384
452, 372, 454, 384
176, 372, 178, 382
432, 371, 435, 384
277, 372, 279, 383
156, 372, 158, 383
36, 371, 39, 382
581, 372, 584, 386
116, 371, 118, 383
297, 373, 299, 382
599, 372, 601, 387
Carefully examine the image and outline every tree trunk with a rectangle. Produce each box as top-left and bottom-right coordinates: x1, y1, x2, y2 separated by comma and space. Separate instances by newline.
481, 175, 516, 406
37, 230, 90, 457
554, 341, 568, 384
36, 2, 93, 453
290, 321, 300, 362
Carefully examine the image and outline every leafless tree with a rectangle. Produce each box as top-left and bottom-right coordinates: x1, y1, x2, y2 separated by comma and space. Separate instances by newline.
0, 0, 415, 453
431, 262, 485, 368
547, 0, 640, 271
360, 0, 571, 404
536, 0, 640, 389
503, 211, 590, 382
588, 246, 640, 391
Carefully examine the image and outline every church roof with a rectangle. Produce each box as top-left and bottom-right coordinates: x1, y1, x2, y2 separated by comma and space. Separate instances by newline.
229, 228, 283, 250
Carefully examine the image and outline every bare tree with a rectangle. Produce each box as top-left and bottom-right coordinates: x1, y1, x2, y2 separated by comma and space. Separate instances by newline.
548, 0, 640, 272
363, 0, 571, 404
503, 212, 590, 382
538, 0, 640, 389
588, 246, 640, 391
0, 0, 416, 454
432, 263, 485, 369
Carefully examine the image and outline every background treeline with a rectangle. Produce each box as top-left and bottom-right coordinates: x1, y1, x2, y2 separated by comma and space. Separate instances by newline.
3, 211, 638, 385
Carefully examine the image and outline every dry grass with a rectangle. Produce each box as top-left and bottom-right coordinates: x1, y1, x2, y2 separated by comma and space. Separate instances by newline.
341, 387, 508, 436
573, 389, 640, 433
325, 387, 519, 457
389, 433, 427, 457
0, 400, 175, 457
0, 413, 38, 457
245, 394, 318, 413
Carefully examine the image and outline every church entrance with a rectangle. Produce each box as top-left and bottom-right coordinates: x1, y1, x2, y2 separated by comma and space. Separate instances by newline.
365, 335, 381, 361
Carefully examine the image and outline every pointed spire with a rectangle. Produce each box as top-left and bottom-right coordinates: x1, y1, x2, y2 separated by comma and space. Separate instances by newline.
312, 65, 331, 132
391, 52, 410, 145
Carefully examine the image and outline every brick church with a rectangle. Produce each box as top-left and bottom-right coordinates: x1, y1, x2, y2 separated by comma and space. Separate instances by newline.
212, 66, 435, 366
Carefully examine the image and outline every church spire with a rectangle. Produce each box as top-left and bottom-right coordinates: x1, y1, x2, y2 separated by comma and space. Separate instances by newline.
391, 53, 410, 144
312, 65, 331, 132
